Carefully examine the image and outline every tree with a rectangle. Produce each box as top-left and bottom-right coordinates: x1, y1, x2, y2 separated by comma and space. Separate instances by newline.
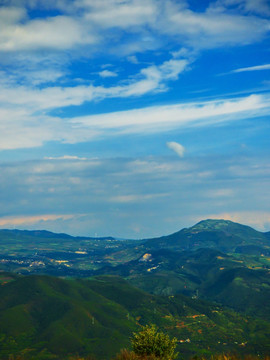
130, 324, 178, 360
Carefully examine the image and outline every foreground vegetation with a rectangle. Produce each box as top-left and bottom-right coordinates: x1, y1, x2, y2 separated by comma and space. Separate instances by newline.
5, 324, 270, 360
0, 274, 269, 360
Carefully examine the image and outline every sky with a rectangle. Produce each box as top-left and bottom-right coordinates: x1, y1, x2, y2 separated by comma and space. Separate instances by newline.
0, 0, 270, 238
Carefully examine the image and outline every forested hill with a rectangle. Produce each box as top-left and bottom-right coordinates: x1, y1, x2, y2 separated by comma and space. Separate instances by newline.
143, 219, 270, 253
0, 273, 270, 360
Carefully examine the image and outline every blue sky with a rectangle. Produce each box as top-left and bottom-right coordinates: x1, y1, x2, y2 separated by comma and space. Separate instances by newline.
0, 0, 270, 238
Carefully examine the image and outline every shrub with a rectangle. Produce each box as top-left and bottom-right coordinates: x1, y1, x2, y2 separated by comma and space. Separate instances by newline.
130, 324, 178, 360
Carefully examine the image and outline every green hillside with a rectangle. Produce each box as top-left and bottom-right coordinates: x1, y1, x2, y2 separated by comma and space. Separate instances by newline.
202, 266, 270, 318
100, 219, 270, 270
0, 274, 269, 360
0, 220, 270, 359
0, 219, 269, 277
0, 275, 136, 359
96, 246, 270, 320
1, 219, 270, 331
144, 219, 270, 254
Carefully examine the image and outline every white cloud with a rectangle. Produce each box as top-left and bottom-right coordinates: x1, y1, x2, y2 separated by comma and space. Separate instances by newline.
158, 3, 270, 49
0, 109, 60, 150
98, 70, 118, 78
0, 13, 94, 52
0, 0, 268, 132
232, 64, 270, 73
206, 188, 235, 198
0, 91, 269, 150
159, 59, 189, 80
81, 0, 158, 29
214, 0, 270, 16
166, 142, 185, 157
0, 6, 26, 25
109, 193, 169, 203
112, 58, 189, 97
44, 155, 88, 160
127, 55, 139, 64
243, 0, 270, 15
0, 57, 189, 112
71, 94, 270, 136
0, 0, 269, 57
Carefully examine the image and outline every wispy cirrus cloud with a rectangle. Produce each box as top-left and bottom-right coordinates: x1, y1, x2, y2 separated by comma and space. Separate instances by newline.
232, 63, 270, 73
0, 56, 191, 150
0, 58, 189, 110
0, 92, 269, 150
44, 155, 88, 161
71, 94, 270, 136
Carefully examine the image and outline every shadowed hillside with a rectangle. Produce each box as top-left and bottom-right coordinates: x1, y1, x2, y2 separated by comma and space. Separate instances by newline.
1, 274, 270, 359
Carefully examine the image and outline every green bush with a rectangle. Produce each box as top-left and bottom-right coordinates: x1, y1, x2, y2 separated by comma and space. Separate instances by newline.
130, 324, 178, 360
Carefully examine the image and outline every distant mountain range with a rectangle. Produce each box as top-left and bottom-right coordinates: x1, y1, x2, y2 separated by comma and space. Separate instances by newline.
0, 219, 269, 359
1, 218, 269, 250
0, 228, 116, 241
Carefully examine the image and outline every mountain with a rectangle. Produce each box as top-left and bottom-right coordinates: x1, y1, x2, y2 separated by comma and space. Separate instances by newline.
0, 228, 116, 241
98, 219, 270, 270
0, 273, 270, 360
0, 220, 270, 358
91, 220, 270, 317
1, 219, 269, 275
1, 220, 269, 320
143, 219, 270, 254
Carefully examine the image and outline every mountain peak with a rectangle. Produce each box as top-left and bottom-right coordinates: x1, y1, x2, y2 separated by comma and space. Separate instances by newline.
190, 219, 236, 231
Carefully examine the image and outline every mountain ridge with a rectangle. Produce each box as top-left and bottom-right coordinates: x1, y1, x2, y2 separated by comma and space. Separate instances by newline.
0, 228, 116, 241
143, 219, 270, 254
1, 218, 269, 242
